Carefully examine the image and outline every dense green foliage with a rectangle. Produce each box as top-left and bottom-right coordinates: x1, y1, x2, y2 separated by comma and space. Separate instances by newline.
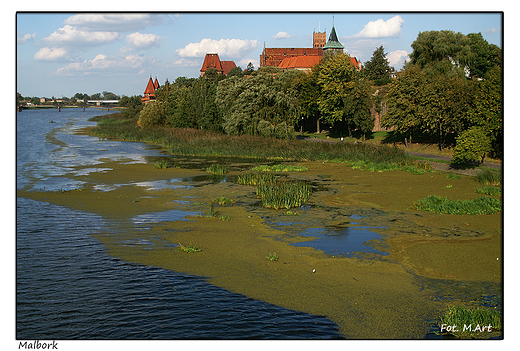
452, 126, 492, 164
382, 30, 502, 161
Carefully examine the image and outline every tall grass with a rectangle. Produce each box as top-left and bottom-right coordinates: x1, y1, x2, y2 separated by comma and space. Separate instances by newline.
475, 170, 501, 186
206, 163, 227, 175
413, 195, 502, 215
88, 114, 408, 164
256, 180, 312, 210
251, 164, 308, 172
236, 173, 278, 186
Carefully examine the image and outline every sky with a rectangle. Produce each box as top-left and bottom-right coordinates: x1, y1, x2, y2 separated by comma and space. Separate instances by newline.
16, 11, 503, 99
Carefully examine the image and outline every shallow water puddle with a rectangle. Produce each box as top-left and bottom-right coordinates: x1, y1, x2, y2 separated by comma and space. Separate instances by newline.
131, 209, 202, 226
291, 223, 389, 258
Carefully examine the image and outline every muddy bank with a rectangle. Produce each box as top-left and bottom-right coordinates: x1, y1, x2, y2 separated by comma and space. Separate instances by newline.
17, 158, 502, 338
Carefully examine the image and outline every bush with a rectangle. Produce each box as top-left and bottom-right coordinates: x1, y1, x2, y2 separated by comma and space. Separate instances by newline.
452, 127, 492, 165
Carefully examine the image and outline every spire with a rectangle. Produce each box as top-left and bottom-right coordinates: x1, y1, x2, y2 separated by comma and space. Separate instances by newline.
323, 18, 344, 51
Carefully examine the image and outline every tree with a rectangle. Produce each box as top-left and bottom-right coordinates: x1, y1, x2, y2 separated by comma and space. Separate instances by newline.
382, 65, 424, 146
363, 45, 394, 85
452, 126, 492, 165
245, 62, 255, 75
216, 70, 299, 138
316, 52, 372, 137
409, 30, 473, 74
467, 65, 502, 157
466, 33, 502, 79
227, 66, 244, 78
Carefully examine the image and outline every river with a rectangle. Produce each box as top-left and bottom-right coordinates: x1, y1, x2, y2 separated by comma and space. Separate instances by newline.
16, 108, 342, 340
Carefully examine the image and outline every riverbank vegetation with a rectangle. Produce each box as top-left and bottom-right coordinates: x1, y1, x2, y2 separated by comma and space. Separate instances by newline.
438, 305, 501, 339
87, 31, 501, 167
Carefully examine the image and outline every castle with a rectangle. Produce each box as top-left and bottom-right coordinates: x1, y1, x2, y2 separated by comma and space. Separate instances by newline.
260, 24, 361, 72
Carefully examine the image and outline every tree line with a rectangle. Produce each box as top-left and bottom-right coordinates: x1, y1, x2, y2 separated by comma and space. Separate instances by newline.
133, 30, 501, 163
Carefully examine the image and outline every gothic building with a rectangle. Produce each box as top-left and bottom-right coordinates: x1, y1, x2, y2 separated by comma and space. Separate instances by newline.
200, 53, 237, 76
260, 23, 361, 72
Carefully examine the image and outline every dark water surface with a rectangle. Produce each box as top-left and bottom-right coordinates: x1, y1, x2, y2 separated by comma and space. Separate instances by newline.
16, 109, 342, 339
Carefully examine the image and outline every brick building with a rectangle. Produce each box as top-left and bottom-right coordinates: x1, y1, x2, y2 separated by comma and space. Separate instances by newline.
313, 31, 326, 48
200, 53, 237, 76
141, 76, 160, 103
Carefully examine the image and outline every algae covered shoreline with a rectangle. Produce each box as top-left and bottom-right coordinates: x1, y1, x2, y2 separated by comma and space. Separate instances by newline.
17, 146, 502, 338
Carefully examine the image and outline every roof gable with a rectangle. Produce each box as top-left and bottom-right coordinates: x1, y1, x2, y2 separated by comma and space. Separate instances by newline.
220, 61, 237, 75
143, 77, 156, 94
200, 53, 223, 73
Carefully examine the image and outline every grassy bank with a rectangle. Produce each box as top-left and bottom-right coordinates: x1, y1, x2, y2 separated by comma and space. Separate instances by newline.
88, 114, 408, 164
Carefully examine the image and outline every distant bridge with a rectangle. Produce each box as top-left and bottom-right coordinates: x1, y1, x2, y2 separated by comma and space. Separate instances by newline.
86, 100, 120, 106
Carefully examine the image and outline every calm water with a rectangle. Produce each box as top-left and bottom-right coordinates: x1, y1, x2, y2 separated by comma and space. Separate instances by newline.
16, 108, 342, 339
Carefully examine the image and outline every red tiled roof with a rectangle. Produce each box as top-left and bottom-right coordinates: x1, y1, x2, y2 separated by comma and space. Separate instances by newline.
154, 78, 160, 90
278, 56, 321, 70
143, 77, 156, 94
220, 61, 237, 75
350, 57, 362, 70
200, 53, 223, 73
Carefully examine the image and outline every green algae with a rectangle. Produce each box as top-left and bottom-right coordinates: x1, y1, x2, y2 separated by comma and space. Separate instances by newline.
17, 158, 502, 339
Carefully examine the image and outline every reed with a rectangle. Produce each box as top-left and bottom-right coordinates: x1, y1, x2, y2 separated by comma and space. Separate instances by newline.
236, 173, 277, 186
251, 164, 308, 172
475, 170, 501, 186
256, 180, 312, 210
153, 160, 168, 169
206, 163, 227, 175
88, 115, 409, 165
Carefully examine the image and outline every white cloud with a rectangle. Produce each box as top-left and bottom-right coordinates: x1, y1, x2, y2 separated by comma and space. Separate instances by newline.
175, 38, 260, 58
273, 31, 294, 40
126, 32, 162, 49
17, 32, 36, 44
351, 16, 405, 38
54, 53, 153, 76
167, 57, 200, 68
43, 25, 120, 47
34, 47, 68, 61
387, 50, 410, 68
63, 14, 161, 32
485, 27, 501, 34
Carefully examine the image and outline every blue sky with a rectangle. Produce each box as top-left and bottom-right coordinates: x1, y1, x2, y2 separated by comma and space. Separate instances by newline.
16, 12, 503, 98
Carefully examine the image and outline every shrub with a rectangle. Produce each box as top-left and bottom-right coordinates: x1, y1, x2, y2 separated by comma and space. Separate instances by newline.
413, 195, 501, 215
452, 127, 492, 165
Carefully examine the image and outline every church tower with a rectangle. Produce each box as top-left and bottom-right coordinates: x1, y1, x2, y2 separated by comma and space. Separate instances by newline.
323, 19, 344, 54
